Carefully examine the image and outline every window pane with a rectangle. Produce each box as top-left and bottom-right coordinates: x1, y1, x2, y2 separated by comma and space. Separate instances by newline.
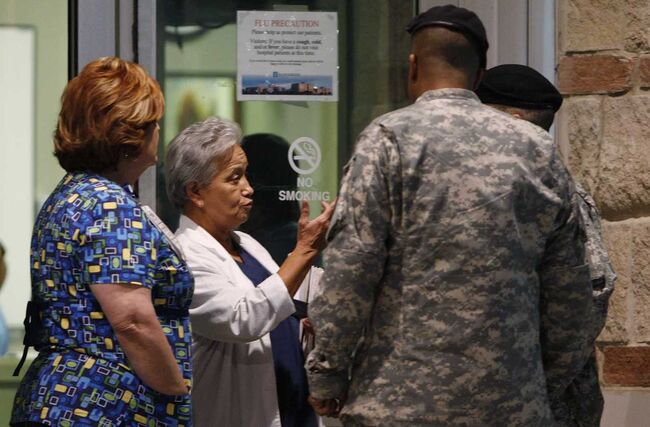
157, 1, 413, 246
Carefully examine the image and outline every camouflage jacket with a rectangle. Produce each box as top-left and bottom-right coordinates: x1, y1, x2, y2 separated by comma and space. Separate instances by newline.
551, 184, 616, 427
574, 184, 616, 342
305, 89, 593, 426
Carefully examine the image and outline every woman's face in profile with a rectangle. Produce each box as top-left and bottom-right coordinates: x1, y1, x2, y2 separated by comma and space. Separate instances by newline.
141, 121, 160, 167
198, 145, 255, 232
128, 121, 160, 175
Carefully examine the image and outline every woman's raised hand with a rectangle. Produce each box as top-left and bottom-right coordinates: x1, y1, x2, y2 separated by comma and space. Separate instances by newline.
295, 200, 336, 254
277, 200, 336, 297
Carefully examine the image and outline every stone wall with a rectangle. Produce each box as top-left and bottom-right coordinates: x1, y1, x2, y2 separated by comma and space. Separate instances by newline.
557, 0, 650, 388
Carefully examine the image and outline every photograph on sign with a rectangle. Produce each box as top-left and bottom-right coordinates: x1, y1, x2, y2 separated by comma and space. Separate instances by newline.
241, 75, 333, 96
237, 10, 338, 102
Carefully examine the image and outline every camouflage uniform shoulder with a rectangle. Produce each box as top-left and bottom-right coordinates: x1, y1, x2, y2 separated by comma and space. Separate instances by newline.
372, 89, 556, 152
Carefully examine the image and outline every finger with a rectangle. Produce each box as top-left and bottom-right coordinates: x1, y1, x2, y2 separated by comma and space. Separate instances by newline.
308, 396, 335, 416
317, 402, 337, 417
331, 196, 339, 208
320, 200, 330, 213
312, 404, 329, 416
323, 399, 341, 416
329, 399, 343, 417
308, 396, 324, 413
299, 201, 310, 224
316, 200, 335, 222
326, 198, 337, 214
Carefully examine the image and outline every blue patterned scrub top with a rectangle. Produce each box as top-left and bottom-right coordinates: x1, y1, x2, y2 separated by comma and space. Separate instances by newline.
11, 172, 194, 426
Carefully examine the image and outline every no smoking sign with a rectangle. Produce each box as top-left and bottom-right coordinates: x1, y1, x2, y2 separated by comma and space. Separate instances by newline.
288, 137, 321, 175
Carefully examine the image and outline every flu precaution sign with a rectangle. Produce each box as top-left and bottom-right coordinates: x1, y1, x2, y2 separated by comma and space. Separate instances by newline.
237, 10, 338, 102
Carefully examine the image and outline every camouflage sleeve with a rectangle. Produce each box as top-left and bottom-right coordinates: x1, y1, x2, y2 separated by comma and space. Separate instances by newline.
305, 123, 398, 399
573, 184, 617, 342
537, 148, 593, 400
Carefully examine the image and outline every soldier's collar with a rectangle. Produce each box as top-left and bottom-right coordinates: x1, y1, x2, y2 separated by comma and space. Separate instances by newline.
416, 88, 479, 104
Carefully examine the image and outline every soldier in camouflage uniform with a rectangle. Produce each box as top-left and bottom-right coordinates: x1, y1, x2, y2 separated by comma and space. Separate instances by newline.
305, 5, 593, 426
476, 63, 616, 427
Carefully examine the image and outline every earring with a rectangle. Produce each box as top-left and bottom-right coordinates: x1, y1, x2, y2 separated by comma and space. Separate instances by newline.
197, 201, 204, 208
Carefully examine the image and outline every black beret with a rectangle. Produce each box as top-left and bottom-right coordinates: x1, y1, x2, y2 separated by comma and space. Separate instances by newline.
406, 5, 489, 68
476, 64, 563, 112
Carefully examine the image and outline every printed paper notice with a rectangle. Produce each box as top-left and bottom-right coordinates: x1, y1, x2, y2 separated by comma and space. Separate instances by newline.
237, 10, 338, 102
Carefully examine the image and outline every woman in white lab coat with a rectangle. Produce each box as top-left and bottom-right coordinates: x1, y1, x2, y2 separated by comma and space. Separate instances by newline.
165, 117, 334, 427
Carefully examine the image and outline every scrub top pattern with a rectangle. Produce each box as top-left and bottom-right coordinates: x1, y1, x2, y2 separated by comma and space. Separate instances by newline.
11, 172, 194, 427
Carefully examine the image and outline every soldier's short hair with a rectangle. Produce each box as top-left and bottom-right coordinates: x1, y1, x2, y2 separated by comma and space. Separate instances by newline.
411, 27, 481, 78
407, 4, 488, 68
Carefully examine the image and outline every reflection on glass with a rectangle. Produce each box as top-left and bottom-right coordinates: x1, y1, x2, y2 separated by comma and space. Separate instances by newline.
239, 133, 300, 265
159, 0, 413, 235
164, 76, 236, 145
159, 0, 343, 230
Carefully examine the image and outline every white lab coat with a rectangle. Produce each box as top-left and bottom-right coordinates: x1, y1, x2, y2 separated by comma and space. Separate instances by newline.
175, 215, 296, 427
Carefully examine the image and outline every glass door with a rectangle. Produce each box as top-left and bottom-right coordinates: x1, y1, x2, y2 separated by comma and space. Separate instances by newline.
158, 1, 342, 245
156, 0, 416, 262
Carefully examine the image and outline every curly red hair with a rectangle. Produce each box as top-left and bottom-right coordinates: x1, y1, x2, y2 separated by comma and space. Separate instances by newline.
54, 57, 164, 173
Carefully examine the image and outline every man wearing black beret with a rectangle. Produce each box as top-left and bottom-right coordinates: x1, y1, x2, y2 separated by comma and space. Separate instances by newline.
476, 64, 563, 128
306, 5, 592, 426
477, 64, 616, 427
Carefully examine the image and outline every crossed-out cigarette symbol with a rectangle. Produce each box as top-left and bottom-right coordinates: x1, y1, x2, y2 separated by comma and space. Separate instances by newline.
288, 137, 322, 175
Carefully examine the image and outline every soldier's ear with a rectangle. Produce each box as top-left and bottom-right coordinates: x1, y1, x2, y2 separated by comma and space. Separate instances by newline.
472, 68, 485, 90
408, 53, 418, 83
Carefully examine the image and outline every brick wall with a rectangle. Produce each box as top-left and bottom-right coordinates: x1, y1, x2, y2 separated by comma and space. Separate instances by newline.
557, 0, 650, 387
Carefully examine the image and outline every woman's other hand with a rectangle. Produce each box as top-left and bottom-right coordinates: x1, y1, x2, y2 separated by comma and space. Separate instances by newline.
301, 317, 315, 336
308, 395, 345, 418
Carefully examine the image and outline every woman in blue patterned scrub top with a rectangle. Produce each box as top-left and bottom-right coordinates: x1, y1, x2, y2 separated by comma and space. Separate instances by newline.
11, 57, 193, 427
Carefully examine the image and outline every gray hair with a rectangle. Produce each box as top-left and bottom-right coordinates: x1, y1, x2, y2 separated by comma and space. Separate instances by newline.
165, 116, 242, 209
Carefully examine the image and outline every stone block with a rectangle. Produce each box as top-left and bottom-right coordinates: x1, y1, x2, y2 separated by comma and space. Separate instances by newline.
561, 0, 650, 54
597, 96, 650, 219
558, 55, 633, 95
639, 56, 650, 88
598, 220, 632, 343
602, 346, 650, 386
631, 220, 650, 342
560, 96, 602, 193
